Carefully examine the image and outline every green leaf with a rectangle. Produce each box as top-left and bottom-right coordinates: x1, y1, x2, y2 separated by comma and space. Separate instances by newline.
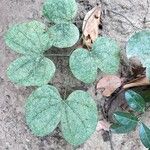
126, 30, 150, 60
133, 88, 150, 103
49, 23, 79, 48
91, 37, 120, 74
25, 87, 98, 145
5, 21, 52, 55
110, 123, 137, 134
111, 112, 138, 133
69, 37, 121, 83
61, 90, 98, 146
113, 111, 138, 126
43, 0, 77, 24
7, 56, 55, 86
139, 123, 150, 148
126, 30, 150, 80
69, 48, 97, 83
25, 85, 62, 136
125, 90, 145, 112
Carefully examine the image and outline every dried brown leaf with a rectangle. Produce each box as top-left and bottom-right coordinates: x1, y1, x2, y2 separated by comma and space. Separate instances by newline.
97, 75, 122, 97
123, 77, 150, 89
82, 6, 101, 48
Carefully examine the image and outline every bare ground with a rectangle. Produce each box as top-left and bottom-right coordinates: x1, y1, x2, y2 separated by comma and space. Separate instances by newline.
0, 0, 150, 149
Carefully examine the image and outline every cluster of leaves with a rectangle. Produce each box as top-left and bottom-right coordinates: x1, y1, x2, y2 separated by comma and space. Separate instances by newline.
126, 30, 150, 80
69, 37, 120, 83
5, 0, 79, 86
4, 0, 150, 147
111, 90, 150, 149
4, 0, 99, 146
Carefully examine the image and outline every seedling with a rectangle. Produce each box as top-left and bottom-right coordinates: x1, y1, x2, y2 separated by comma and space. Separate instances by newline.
5, 0, 79, 86
4, 0, 98, 146
4, 0, 150, 148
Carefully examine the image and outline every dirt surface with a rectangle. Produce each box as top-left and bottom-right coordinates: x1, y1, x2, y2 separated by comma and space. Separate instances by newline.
0, 0, 150, 149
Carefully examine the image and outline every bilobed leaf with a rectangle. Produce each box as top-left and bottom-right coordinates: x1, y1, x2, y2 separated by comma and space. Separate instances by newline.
49, 23, 79, 48
126, 30, 150, 81
61, 90, 98, 146
139, 123, 150, 148
25, 86, 98, 145
125, 90, 145, 112
113, 111, 138, 126
126, 30, 150, 60
5, 21, 52, 55
69, 48, 97, 83
7, 56, 55, 86
69, 37, 121, 83
43, 0, 77, 24
92, 37, 120, 74
110, 123, 137, 134
25, 85, 62, 136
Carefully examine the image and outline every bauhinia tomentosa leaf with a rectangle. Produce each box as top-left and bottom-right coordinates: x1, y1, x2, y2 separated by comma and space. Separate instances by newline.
25, 86, 98, 146
92, 37, 120, 74
126, 30, 150, 61
25, 85, 62, 136
126, 30, 150, 80
7, 56, 55, 86
110, 112, 138, 134
125, 90, 145, 112
49, 23, 79, 48
5, 21, 52, 55
139, 123, 150, 148
69, 37, 120, 83
69, 48, 97, 83
61, 90, 98, 145
43, 0, 77, 24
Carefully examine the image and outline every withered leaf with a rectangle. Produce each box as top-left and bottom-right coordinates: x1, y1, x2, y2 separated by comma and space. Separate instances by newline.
82, 6, 101, 48
123, 77, 150, 89
97, 75, 122, 97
